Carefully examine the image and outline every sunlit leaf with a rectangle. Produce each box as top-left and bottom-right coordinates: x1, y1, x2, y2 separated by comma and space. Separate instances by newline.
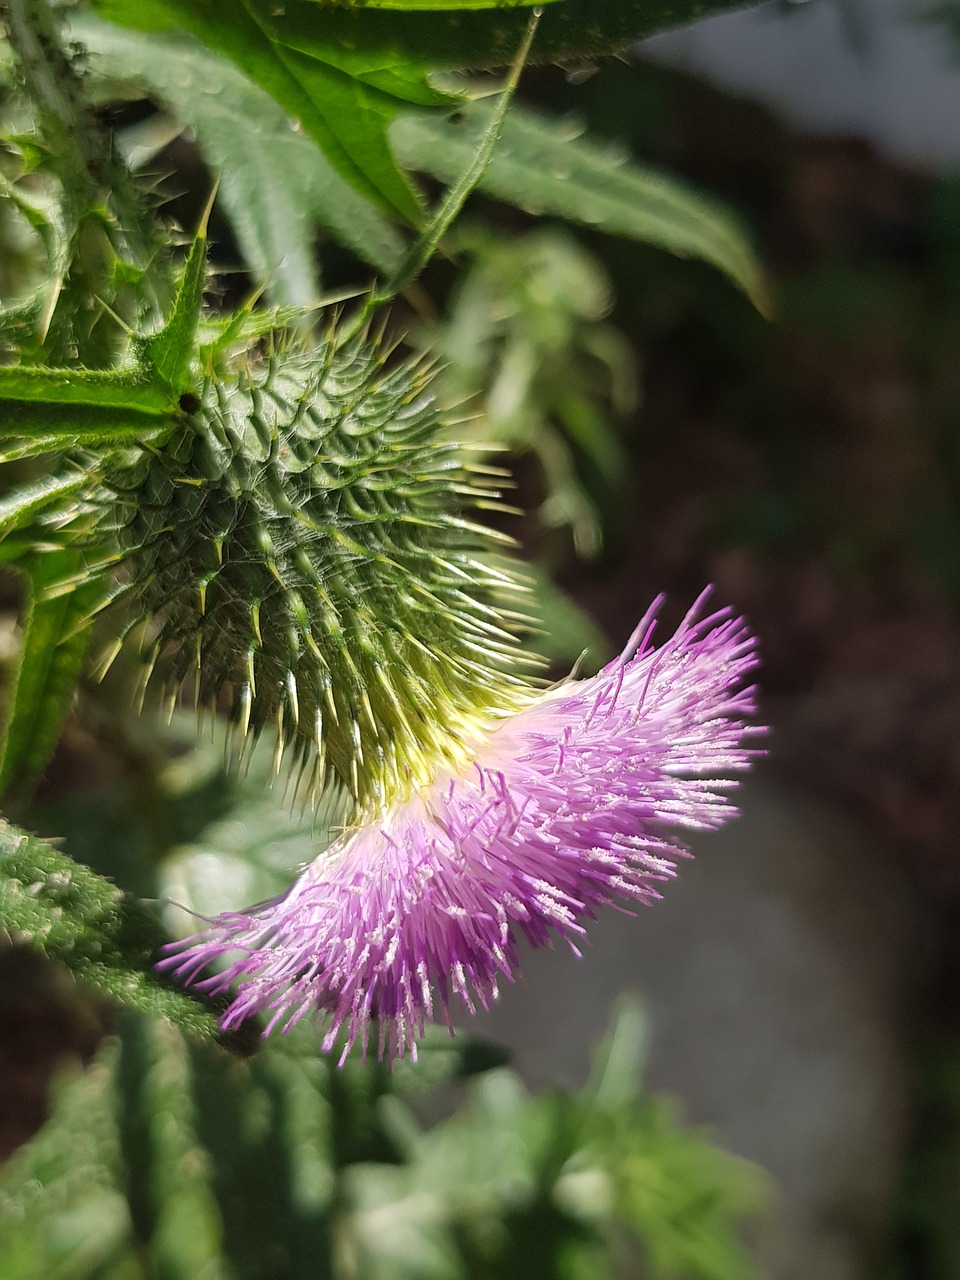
73, 14, 405, 303
213, 0, 762, 71
0, 473, 86, 533
293, 0, 551, 8
393, 101, 769, 311
143, 223, 208, 396
114, 1017, 227, 1276
87, 0, 439, 222
0, 409, 165, 458
0, 362, 171, 414
0, 1051, 133, 1280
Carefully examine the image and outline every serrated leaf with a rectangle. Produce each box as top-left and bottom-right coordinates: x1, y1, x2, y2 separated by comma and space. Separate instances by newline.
0, 1050, 133, 1280
143, 227, 207, 396
0, 820, 221, 1039
114, 1017, 227, 1275
0, 550, 102, 803
0, 170, 71, 339
0, 411, 165, 459
270, 42, 426, 223
298, 0, 550, 8
185, 1037, 336, 1279
0, 363, 175, 462
87, 0, 431, 223
73, 14, 405, 301
393, 101, 769, 310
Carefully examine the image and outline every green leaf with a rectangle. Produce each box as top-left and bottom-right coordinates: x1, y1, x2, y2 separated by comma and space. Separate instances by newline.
0, 1016, 336, 1280
184, 1035, 336, 1279
114, 1017, 227, 1275
584, 996, 649, 1112
0, 408, 166, 458
143, 225, 208, 396
0, 535, 39, 566
298, 0, 550, 8
0, 820, 222, 1038
0, 362, 172, 414
0, 1049, 134, 1280
87, 0, 433, 223
0, 550, 102, 803
0, 357, 176, 459
394, 102, 767, 309
0, 473, 86, 533
73, 14, 405, 301
268, 43, 427, 222
0, 170, 72, 340
196, 0, 762, 71
356, 5, 539, 321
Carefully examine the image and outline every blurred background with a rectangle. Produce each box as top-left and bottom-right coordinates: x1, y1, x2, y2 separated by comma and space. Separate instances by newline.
4, 0, 960, 1276
470, 2, 960, 1273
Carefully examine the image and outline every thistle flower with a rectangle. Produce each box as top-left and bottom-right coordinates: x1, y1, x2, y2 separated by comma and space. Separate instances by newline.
162, 590, 761, 1062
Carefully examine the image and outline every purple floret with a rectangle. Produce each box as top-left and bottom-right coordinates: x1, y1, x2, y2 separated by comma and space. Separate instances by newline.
161, 589, 762, 1062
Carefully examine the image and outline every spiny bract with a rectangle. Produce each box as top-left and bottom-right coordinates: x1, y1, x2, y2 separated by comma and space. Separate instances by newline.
90, 322, 537, 809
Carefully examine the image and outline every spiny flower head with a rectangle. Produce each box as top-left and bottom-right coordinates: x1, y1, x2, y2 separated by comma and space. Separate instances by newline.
162, 590, 762, 1062
78, 319, 537, 807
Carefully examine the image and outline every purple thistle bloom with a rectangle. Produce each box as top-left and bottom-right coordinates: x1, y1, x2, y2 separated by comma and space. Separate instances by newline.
161, 589, 762, 1062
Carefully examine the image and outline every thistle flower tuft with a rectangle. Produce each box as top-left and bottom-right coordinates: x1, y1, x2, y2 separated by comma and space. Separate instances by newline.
162, 590, 762, 1062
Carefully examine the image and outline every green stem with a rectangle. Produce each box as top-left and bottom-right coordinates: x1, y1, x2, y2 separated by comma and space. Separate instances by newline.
346, 6, 541, 338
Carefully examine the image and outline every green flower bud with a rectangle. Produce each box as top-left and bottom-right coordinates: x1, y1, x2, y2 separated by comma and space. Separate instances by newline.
94, 321, 537, 811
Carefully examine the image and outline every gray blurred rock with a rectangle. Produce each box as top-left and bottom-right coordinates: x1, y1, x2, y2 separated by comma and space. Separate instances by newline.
472, 771, 922, 1279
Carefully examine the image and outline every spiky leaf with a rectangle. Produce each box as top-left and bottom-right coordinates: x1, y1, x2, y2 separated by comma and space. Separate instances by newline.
393, 101, 768, 311
87, 0, 446, 222
143, 223, 208, 397
87, 0, 762, 72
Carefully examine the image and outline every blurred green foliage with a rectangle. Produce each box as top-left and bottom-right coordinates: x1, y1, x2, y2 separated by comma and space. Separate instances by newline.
432, 225, 636, 561
883, 1035, 960, 1280
0, 999, 766, 1280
